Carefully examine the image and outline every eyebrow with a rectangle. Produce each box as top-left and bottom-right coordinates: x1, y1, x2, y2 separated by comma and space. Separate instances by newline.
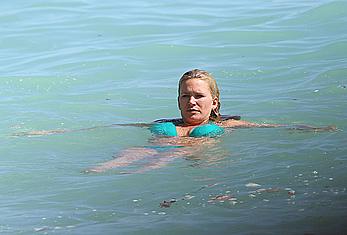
180, 91, 206, 96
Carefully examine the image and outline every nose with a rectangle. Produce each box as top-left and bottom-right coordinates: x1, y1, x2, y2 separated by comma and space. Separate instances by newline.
188, 96, 197, 104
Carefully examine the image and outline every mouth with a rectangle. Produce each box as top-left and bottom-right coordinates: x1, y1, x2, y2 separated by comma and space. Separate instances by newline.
187, 109, 199, 113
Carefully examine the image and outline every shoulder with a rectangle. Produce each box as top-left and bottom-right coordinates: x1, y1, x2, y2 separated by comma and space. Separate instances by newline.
220, 115, 241, 121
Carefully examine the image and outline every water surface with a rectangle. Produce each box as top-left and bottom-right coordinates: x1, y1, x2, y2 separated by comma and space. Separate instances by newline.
1, 0, 346, 234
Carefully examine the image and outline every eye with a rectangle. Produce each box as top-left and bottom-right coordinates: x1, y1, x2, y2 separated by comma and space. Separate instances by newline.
195, 94, 204, 99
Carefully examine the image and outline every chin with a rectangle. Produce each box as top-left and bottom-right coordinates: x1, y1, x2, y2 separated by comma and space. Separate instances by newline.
184, 117, 206, 125
181, 111, 208, 124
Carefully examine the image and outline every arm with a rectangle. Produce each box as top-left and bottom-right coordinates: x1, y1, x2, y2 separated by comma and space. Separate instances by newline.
219, 119, 337, 132
12, 123, 151, 137
219, 119, 283, 128
12, 129, 69, 136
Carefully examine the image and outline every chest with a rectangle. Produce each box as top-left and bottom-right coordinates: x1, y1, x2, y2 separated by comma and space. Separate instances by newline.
176, 126, 194, 137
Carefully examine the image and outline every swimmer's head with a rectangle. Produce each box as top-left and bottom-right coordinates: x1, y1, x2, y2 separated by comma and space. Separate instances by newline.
178, 69, 221, 123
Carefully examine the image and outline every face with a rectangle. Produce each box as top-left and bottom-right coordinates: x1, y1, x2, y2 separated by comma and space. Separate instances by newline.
178, 79, 218, 126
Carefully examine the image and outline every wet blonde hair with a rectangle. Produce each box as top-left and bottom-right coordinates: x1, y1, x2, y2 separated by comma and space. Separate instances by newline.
178, 69, 221, 122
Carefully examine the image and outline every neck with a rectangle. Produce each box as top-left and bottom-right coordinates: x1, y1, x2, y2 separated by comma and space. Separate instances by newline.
182, 119, 209, 127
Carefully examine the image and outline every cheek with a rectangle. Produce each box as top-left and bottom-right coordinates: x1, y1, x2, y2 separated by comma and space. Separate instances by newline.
178, 98, 186, 107
203, 98, 214, 107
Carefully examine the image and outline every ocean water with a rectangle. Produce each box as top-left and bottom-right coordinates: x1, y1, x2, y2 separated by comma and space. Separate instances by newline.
1, 0, 346, 234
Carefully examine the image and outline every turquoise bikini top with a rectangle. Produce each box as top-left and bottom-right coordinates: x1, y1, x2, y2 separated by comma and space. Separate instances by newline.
149, 122, 224, 138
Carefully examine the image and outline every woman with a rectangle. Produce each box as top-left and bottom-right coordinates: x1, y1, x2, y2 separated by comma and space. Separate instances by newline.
150, 69, 278, 138
87, 69, 281, 173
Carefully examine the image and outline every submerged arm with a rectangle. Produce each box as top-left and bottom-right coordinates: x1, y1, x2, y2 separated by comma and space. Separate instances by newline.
12, 123, 151, 137
219, 119, 283, 128
219, 119, 337, 132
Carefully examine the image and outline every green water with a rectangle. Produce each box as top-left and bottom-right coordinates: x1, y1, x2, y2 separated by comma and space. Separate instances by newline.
1, 0, 346, 234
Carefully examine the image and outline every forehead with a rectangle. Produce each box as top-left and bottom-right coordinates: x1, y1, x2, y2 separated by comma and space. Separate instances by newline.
180, 79, 210, 93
